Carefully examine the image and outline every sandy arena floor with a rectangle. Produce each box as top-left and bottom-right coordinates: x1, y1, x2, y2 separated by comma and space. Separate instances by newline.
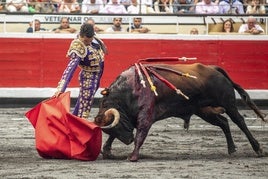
0, 107, 267, 178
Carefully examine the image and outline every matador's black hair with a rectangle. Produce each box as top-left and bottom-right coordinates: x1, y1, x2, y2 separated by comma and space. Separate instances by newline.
80, 23, 94, 38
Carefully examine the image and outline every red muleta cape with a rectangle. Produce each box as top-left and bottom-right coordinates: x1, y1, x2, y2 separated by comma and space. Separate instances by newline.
25, 92, 102, 161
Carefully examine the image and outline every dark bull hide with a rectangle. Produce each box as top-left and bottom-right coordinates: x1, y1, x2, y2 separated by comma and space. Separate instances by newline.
94, 63, 266, 162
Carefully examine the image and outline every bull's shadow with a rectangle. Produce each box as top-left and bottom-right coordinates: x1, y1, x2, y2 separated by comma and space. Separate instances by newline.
99, 123, 268, 161
98, 149, 267, 161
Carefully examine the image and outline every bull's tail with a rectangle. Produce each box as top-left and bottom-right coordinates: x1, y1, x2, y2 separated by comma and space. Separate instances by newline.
213, 66, 266, 121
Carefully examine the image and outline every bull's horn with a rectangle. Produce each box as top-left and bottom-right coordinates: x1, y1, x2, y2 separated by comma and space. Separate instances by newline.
101, 108, 120, 129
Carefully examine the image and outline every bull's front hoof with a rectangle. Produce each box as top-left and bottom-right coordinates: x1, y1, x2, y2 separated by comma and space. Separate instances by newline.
183, 121, 189, 131
102, 153, 117, 159
128, 155, 139, 162
228, 147, 237, 155
256, 147, 264, 157
101, 150, 115, 159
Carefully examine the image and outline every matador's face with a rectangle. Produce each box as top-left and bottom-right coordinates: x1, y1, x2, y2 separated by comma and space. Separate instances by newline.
80, 36, 93, 46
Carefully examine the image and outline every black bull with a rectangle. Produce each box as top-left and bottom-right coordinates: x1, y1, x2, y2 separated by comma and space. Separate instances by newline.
94, 63, 266, 162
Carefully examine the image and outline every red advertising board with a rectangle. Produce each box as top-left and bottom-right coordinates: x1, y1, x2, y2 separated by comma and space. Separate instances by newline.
0, 35, 267, 89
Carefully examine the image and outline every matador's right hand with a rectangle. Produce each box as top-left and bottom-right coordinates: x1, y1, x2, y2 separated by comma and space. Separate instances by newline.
53, 91, 62, 98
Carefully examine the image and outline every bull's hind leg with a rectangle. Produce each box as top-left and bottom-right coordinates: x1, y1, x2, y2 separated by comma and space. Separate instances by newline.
196, 111, 237, 155
226, 108, 263, 157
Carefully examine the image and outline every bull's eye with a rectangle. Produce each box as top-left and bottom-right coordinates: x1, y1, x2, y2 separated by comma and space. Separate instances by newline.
101, 88, 109, 96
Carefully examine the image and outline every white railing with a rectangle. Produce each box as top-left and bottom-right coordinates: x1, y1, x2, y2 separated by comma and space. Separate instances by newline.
0, 13, 267, 34
0, 14, 5, 33
0, 14, 182, 33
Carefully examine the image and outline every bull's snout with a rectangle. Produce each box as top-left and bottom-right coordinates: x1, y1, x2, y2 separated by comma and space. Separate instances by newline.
94, 115, 106, 126
94, 108, 120, 129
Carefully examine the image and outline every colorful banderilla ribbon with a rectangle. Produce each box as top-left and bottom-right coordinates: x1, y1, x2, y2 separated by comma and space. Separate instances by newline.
146, 67, 189, 100
152, 66, 197, 79
134, 63, 146, 88
138, 63, 158, 96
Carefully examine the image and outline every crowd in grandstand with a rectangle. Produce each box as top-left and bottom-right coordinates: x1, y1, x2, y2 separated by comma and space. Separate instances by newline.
25, 16, 152, 33
0, 0, 267, 14
24, 15, 264, 34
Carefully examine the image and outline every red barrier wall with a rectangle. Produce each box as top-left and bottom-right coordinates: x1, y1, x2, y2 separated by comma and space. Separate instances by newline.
0, 37, 267, 89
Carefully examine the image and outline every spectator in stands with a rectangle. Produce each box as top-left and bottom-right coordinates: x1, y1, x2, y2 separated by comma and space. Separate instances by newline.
26, 19, 49, 33
238, 16, 264, 34
221, 19, 235, 33
99, 0, 127, 13
154, 0, 173, 13
142, 0, 156, 13
53, 17, 77, 33
28, 0, 43, 13
265, 0, 268, 13
81, 0, 104, 14
127, 17, 150, 33
0, 0, 5, 11
58, 0, 81, 13
173, 0, 195, 14
195, 0, 219, 14
127, 0, 148, 13
218, 0, 245, 14
85, 18, 104, 33
246, 0, 266, 14
190, 27, 199, 34
120, 0, 132, 8
51, 0, 62, 12
37, 0, 56, 13
105, 17, 126, 32
5, 0, 29, 12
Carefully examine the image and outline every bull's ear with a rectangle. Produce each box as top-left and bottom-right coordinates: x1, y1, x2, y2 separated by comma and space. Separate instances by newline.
101, 88, 109, 96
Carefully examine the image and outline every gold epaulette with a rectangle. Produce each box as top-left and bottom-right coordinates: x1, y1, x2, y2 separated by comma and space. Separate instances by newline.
67, 39, 87, 58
